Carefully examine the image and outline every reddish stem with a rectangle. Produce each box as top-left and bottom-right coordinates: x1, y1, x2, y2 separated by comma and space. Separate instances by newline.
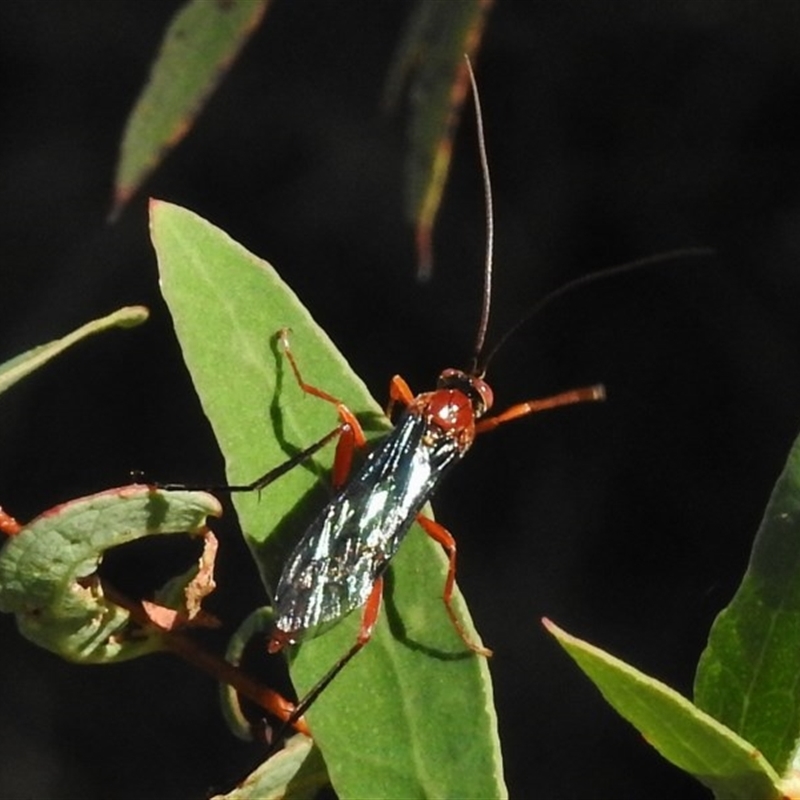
0, 507, 22, 536
104, 584, 310, 736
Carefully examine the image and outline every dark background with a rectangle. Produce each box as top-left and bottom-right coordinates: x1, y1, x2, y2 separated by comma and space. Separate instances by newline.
2, 1, 800, 798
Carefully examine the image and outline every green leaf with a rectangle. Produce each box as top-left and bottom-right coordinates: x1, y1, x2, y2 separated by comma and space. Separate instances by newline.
383, 0, 494, 279
695, 432, 800, 774
0, 486, 221, 663
111, 0, 269, 218
210, 733, 326, 800
545, 619, 782, 800
0, 306, 148, 396
152, 200, 506, 799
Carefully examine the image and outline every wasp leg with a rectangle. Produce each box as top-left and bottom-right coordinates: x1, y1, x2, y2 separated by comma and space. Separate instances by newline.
386, 374, 415, 420
282, 575, 383, 728
417, 514, 493, 657
278, 328, 367, 488
156, 426, 343, 493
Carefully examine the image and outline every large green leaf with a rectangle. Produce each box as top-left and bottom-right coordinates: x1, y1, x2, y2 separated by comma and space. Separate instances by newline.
0, 485, 220, 663
0, 306, 148, 396
152, 201, 505, 799
695, 432, 800, 774
111, 0, 269, 217
545, 619, 782, 800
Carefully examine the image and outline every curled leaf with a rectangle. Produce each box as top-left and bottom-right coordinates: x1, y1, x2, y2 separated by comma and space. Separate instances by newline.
0, 485, 221, 663
220, 606, 276, 741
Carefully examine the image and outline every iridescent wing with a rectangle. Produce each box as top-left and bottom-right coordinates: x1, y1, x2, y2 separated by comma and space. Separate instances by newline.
272, 408, 465, 639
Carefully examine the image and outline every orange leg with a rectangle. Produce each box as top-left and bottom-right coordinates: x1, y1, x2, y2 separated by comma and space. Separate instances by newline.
417, 514, 493, 657
386, 374, 415, 420
475, 384, 605, 434
278, 328, 367, 488
0, 507, 22, 536
354, 574, 383, 646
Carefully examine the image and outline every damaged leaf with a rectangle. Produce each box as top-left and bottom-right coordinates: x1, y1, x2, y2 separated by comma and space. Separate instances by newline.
0, 485, 221, 663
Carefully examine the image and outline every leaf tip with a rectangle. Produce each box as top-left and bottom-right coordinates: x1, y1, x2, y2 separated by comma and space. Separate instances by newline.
108, 181, 140, 223
115, 305, 150, 328
106, 196, 125, 224
542, 618, 577, 649
541, 616, 559, 635
415, 220, 434, 282
148, 198, 169, 236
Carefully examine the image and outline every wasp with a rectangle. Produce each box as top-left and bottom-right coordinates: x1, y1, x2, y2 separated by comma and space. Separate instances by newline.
231, 58, 605, 725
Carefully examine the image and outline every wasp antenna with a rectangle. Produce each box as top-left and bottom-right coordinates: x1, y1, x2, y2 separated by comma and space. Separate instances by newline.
465, 54, 495, 376
479, 246, 717, 372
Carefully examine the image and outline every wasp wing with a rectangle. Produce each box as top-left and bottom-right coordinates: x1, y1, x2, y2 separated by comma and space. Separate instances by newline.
273, 408, 465, 638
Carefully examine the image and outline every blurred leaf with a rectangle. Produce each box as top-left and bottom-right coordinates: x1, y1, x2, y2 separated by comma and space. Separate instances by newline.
545, 619, 782, 800
111, 0, 269, 218
384, 0, 494, 280
210, 733, 325, 800
0, 306, 148, 396
152, 200, 506, 799
695, 433, 800, 774
0, 486, 220, 663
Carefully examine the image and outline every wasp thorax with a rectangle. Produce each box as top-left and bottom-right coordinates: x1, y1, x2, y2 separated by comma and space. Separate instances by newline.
431, 392, 471, 429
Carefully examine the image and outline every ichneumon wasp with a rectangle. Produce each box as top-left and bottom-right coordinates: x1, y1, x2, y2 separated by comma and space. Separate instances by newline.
164, 58, 712, 737
170, 57, 606, 732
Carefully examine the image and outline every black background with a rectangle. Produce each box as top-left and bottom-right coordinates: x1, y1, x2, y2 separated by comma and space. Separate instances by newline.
3, 1, 800, 798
